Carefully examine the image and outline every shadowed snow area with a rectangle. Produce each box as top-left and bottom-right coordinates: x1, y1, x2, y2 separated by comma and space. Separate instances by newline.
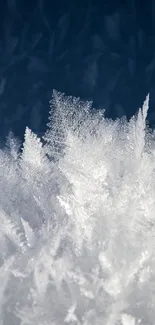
0, 90, 154, 325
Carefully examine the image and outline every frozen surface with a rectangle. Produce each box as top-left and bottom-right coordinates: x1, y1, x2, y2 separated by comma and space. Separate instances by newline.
0, 90, 154, 324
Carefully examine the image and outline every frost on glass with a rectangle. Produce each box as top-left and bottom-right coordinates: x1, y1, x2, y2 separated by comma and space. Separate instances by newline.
0, 90, 154, 325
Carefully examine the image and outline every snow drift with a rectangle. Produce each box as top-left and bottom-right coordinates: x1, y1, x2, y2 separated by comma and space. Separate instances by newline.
0, 90, 154, 325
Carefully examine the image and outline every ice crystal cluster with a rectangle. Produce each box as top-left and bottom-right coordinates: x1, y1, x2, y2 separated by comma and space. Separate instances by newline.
0, 90, 154, 325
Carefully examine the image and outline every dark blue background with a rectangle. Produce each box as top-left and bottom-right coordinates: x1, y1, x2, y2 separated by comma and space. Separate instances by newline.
0, 0, 154, 142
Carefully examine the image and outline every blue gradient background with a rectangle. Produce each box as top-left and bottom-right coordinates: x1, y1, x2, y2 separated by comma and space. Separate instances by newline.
0, 0, 154, 142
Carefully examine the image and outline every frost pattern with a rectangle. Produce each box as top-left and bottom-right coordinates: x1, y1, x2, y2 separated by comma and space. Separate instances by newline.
0, 90, 154, 325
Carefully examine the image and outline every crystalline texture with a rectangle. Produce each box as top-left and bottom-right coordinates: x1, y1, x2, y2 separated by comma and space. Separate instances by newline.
0, 90, 154, 325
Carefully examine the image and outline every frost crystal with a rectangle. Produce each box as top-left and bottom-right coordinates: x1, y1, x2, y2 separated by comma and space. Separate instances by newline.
0, 90, 154, 325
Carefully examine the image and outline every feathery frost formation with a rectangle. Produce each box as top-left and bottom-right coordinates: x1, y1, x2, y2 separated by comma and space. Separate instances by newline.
0, 90, 154, 324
